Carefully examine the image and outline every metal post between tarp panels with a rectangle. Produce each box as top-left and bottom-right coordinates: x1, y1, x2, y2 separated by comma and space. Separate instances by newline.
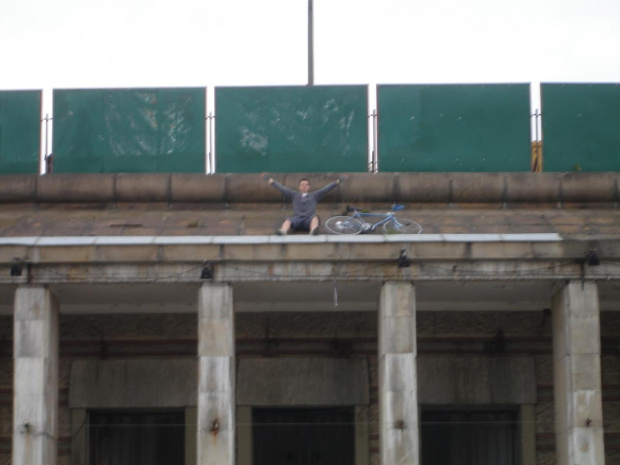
42, 113, 53, 174
369, 109, 378, 172
308, 0, 314, 86
207, 111, 215, 174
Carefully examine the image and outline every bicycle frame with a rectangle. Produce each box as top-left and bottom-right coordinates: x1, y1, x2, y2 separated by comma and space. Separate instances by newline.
325, 205, 421, 235
348, 210, 399, 233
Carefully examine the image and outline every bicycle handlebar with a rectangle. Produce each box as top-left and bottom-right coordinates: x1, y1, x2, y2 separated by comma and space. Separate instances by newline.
347, 204, 404, 213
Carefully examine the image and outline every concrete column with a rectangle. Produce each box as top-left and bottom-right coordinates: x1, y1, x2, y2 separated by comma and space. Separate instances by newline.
379, 281, 419, 465
552, 281, 605, 465
13, 286, 59, 465
197, 283, 235, 465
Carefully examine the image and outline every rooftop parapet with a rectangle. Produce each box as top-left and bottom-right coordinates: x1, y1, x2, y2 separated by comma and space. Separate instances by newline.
1, 172, 619, 204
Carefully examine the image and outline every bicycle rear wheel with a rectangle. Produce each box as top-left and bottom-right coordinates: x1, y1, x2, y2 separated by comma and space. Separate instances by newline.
325, 216, 364, 235
383, 218, 422, 234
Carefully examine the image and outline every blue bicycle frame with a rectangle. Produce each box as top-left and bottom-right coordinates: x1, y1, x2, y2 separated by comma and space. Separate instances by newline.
346, 205, 405, 233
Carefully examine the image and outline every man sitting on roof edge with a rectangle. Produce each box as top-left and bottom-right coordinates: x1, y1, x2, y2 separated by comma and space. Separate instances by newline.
261, 173, 345, 235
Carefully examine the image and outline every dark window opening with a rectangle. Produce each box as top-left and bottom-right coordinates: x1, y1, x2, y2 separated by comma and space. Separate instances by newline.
421, 410, 518, 465
89, 410, 185, 465
253, 407, 355, 465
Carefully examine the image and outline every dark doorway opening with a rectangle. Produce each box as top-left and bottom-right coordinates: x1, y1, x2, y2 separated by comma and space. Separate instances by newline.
253, 407, 355, 465
89, 410, 185, 465
421, 409, 518, 465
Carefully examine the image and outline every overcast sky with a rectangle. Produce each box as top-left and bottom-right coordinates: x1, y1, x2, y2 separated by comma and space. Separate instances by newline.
1, 0, 619, 109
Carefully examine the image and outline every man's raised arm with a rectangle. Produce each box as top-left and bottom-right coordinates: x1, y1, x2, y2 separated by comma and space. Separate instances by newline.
312, 175, 346, 200
261, 173, 295, 198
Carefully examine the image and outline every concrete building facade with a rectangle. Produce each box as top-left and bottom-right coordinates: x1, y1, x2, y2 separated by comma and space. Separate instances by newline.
1, 172, 620, 465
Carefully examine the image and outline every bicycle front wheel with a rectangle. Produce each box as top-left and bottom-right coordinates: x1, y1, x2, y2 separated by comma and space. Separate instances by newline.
325, 216, 364, 235
383, 218, 422, 234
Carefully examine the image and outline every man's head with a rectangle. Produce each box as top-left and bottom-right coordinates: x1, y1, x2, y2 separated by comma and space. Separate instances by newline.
298, 178, 310, 194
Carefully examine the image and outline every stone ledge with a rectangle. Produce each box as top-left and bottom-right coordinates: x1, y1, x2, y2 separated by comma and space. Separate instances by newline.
2, 234, 619, 267
0, 173, 618, 204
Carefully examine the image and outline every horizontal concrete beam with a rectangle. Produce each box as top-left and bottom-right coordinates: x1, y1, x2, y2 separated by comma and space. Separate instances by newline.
1, 172, 619, 204
0, 234, 616, 267
0, 233, 608, 262
0, 235, 617, 284
0, 260, 616, 285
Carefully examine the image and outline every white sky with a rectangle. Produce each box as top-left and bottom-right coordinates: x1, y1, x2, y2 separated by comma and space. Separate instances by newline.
1, 0, 620, 120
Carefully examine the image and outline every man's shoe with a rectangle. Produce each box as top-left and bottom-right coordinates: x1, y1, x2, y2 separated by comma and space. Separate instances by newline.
276, 228, 287, 236
309, 227, 319, 235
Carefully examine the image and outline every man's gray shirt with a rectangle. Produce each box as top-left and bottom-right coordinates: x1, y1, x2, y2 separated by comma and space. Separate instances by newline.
271, 181, 338, 219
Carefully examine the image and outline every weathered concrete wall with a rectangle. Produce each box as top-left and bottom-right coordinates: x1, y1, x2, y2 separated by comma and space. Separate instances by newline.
70, 359, 197, 408
245, 308, 620, 465
418, 356, 537, 404
2, 173, 620, 204
3, 310, 553, 465
9, 309, 617, 465
235, 311, 380, 465
238, 310, 555, 465
237, 358, 369, 406
417, 310, 556, 465
57, 313, 197, 464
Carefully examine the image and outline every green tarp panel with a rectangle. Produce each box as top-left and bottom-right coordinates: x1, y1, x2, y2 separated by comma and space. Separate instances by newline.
53, 88, 206, 173
541, 83, 620, 172
215, 86, 368, 173
378, 84, 531, 172
0, 90, 41, 174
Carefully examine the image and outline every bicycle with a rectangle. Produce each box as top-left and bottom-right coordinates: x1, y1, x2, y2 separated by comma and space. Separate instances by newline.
325, 205, 422, 235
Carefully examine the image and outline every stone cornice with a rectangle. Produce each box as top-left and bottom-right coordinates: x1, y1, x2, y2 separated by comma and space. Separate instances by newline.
1, 172, 619, 204
0, 234, 618, 284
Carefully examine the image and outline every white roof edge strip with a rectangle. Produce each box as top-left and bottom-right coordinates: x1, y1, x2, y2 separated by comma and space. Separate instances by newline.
0, 233, 564, 247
